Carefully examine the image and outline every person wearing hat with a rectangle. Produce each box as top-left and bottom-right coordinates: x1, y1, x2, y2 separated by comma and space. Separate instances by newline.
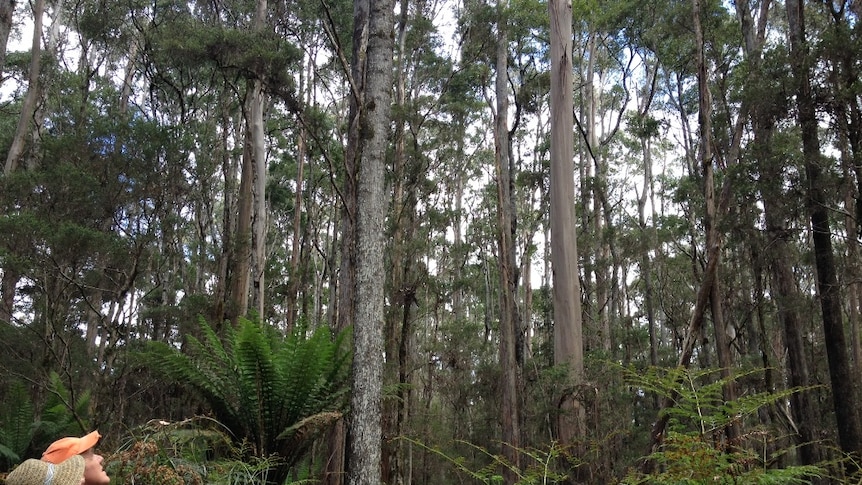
5, 455, 85, 485
42, 431, 109, 484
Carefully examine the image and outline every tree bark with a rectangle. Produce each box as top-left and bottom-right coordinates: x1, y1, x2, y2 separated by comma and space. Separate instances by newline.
549, 0, 585, 452
229, 129, 254, 325
347, 0, 394, 483
325, 0, 370, 477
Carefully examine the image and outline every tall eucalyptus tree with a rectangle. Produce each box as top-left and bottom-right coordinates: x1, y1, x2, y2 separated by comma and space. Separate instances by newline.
492, 1, 521, 482
548, 0, 585, 452
346, 0, 395, 484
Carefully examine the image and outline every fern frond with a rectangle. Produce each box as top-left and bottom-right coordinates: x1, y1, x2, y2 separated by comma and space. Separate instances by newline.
1, 381, 34, 460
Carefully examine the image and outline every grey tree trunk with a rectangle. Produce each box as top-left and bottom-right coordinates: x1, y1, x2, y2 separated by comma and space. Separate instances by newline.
347, 0, 394, 483
326, 0, 370, 478
549, 0, 585, 450
250, 0, 268, 320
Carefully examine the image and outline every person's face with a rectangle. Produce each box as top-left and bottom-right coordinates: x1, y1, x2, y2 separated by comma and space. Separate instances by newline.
81, 449, 110, 484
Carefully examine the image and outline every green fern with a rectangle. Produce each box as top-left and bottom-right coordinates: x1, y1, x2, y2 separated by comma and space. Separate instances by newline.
0, 381, 35, 466
619, 365, 823, 484
144, 317, 350, 482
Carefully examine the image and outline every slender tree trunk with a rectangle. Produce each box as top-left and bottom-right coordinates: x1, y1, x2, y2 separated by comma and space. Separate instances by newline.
383, 0, 414, 481
493, 3, 520, 483
549, 0, 585, 456
285, 48, 312, 332
230, 129, 254, 324
786, 0, 862, 465
213, 88, 236, 327
0, 267, 18, 324
250, 0, 268, 320
692, 0, 740, 447
826, 5, 862, 382
732, 0, 820, 465
347, 0, 394, 482
635, 57, 659, 380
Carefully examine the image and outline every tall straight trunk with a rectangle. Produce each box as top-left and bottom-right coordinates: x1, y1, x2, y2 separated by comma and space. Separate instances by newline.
347, 0, 394, 483
841, 126, 862, 381
285, 48, 313, 332
4, 0, 43, 174
826, 6, 862, 380
214, 88, 236, 327
250, 0, 268, 320
493, 3, 520, 483
325, 0, 369, 476
230, 130, 254, 324
577, 36, 594, 337
692, 0, 740, 446
382, 0, 414, 481
786, 0, 862, 464
635, 58, 659, 375
638, 134, 658, 372
549, 0, 585, 451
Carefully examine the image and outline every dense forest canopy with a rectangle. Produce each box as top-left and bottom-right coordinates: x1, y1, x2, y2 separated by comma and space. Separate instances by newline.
0, 0, 861, 483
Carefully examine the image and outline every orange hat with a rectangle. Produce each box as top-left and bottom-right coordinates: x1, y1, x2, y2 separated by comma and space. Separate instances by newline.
42, 430, 101, 464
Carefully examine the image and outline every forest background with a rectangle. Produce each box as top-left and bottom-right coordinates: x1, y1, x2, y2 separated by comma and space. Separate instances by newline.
0, 0, 861, 483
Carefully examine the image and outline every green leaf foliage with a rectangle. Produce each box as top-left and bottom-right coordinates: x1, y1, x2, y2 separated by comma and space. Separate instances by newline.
144, 317, 350, 481
619, 365, 824, 483
0, 381, 34, 468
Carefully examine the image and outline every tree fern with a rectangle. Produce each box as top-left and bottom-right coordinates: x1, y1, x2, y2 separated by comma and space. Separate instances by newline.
144, 317, 350, 482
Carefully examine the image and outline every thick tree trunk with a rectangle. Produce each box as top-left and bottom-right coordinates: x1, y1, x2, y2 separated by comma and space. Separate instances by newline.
347, 0, 394, 483
325, 0, 370, 478
549, 0, 585, 453
786, 0, 862, 465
